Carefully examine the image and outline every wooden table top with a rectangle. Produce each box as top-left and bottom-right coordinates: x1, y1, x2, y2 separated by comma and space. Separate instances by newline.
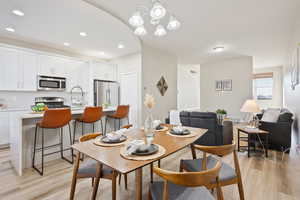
72, 127, 207, 174
237, 127, 269, 134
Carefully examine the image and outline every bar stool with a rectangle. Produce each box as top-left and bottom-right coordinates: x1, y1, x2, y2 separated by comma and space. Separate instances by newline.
32, 108, 73, 176
73, 106, 103, 144
104, 105, 129, 134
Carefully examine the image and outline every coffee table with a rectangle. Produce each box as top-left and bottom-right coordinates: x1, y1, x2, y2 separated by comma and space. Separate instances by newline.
237, 127, 269, 157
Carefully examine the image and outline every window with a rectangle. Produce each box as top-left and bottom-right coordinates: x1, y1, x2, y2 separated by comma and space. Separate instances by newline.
253, 73, 273, 100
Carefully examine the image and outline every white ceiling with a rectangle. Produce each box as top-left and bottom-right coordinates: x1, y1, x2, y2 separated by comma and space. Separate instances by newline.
0, 0, 140, 60
85, 0, 300, 68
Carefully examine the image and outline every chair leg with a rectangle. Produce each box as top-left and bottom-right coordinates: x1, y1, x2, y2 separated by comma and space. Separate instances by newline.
73, 121, 77, 144
81, 122, 84, 136
70, 152, 81, 200
32, 125, 38, 168
127, 117, 129, 125
104, 117, 108, 135
114, 119, 116, 131
91, 162, 102, 200
191, 144, 197, 159
179, 161, 184, 172
148, 188, 153, 200
112, 170, 117, 200
119, 119, 121, 130
118, 172, 122, 185
124, 173, 128, 190
60, 128, 63, 159
68, 123, 74, 163
41, 128, 44, 175
150, 163, 153, 183
237, 179, 245, 200
100, 119, 104, 134
158, 160, 161, 168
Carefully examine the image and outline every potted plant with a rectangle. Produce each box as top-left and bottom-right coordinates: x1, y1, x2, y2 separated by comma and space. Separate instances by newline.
216, 109, 227, 124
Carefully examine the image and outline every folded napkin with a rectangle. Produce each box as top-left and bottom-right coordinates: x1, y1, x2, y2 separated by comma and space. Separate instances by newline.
106, 128, 127, 141
152, 120, 162, 129
172, 126, 184, 133
125, 140, 145, 155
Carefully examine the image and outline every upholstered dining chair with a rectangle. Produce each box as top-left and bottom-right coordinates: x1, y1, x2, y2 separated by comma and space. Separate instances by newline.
70, 133, 119, 200
180, 143, 245, 200
148, 159, 223, 200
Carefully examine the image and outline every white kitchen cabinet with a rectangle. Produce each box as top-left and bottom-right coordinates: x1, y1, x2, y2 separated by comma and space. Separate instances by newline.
66, 60, 89, 92
92, 62, 117, 81
20, 51, 38, 91
0, 47, 20, 90
38, 55, 69, 77
0, 112, 9, 146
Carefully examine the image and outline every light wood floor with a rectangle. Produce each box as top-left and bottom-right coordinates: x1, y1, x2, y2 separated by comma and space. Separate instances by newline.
0, 146, 300, 200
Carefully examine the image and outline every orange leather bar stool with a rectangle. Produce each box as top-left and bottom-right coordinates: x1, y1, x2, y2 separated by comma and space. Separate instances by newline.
32, 108, 73, 176
104, 105, 129, 134
73, 106, 103, 143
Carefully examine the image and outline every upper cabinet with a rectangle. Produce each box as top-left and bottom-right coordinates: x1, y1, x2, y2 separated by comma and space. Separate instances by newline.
91, 62, 117, 81
38, 55, 68, 77
0, 46, 38, 91
66, 60, 89, 92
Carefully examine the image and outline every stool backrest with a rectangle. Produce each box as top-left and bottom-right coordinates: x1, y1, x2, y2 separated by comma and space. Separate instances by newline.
122, 124, 133, 129
40, 108, 71, 128
115, 105, 129, 118
82, 106, 103, 123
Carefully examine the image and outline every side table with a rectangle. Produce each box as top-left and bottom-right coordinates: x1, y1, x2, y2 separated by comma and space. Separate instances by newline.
237, 127, 269, 157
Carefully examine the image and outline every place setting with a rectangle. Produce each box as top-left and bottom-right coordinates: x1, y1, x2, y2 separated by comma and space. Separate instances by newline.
166, 124, 198, 138
93, 129, 128, 147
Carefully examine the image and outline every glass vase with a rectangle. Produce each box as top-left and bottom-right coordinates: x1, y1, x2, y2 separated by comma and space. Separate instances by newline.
144, 109, 154, 145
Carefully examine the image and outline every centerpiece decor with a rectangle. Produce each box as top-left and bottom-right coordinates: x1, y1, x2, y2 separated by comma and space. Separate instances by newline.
144, 94, 155, 140
216, 109, 227, 124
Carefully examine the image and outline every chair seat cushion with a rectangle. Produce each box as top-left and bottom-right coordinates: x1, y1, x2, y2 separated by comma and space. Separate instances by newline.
77, 159, 113, 177
181, 156, 236, 182
150, 181, 214, 200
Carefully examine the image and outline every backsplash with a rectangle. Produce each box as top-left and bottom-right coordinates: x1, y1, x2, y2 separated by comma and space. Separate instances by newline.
0, 91, 89, 110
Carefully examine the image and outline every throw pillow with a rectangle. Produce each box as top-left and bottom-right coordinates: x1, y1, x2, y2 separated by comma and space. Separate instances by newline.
261, 108, 281, 122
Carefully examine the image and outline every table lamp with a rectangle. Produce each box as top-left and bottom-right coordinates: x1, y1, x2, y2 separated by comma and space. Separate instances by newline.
240, 99, 261, 128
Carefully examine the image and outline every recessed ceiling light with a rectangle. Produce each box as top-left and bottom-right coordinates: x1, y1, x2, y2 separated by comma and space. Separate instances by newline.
99, 51, 105, 55
118, 43, 125, 49
63, 42, 70, 46
213, 46, 225, 52
12, 10, 24, 16
79, 32, 87, 37
5, 27, 15, 32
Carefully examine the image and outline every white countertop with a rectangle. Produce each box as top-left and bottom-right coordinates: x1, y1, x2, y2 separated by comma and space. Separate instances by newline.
21, 106, 116, 119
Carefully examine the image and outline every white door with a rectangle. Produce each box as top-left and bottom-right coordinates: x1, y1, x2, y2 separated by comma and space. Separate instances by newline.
120, 72, 139, 127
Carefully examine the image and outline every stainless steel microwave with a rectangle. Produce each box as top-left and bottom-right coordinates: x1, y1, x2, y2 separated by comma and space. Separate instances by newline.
37, 75, 66, 91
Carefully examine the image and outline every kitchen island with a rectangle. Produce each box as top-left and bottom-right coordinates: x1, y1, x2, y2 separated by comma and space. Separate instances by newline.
9, 107, 116, 176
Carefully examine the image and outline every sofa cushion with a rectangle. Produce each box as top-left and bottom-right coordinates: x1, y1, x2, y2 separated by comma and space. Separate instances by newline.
261, 108, 281, 122
278, 112, 293, 123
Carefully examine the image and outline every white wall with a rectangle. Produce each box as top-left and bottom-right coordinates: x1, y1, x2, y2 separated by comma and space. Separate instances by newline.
141, 43, 178, 121
200, 56, 253, 119
253, 66, 283, 109
177, 64, 200, 110
283, 15, 300, 147
111, 53, 142, 126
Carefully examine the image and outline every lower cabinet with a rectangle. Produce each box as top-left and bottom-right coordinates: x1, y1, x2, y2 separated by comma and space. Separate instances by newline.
0, 112, 9, 146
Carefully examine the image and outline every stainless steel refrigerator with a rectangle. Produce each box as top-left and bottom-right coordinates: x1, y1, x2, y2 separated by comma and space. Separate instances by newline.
94, 80, 120, 107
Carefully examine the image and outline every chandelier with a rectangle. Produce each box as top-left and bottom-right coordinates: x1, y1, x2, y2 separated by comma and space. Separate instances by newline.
128, 0, 181, 37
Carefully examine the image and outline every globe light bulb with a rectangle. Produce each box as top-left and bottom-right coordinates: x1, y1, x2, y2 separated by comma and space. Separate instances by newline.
154, 25, 167, 37
129, 11, 144, 27
150, 2, 166, 20
134, 26, 147, 36
167, 16, 181, 31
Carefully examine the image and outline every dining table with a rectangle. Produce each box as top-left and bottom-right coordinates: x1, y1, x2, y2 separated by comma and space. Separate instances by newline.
71, 125, 207, 200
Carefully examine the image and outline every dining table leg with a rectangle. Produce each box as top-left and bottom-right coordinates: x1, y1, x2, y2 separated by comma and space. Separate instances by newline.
135, 167, 143, 200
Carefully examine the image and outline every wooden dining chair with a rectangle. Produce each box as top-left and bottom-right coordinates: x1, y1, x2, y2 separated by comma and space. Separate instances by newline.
70, 133, 119, 200
148, 159, 223, 200
180, 143, 245, 200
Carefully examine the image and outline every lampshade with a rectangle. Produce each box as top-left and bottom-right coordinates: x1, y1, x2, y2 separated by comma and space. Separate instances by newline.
240, 100, 261, 113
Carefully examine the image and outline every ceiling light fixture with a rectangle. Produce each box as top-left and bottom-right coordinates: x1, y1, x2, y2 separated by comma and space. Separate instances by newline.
154, 25, 167, 37
134, 26, 147, 36
5, 27, 15, 32
167, 16, 181, 31
99, 51, 105, 55
129, 11, 144, 27
118, 43, 125, 49
213, 46, 225, 52
63, 42, 70, 46
12, 9, 24, 16
128, 0, 181, 37
79, 32, 87, 37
